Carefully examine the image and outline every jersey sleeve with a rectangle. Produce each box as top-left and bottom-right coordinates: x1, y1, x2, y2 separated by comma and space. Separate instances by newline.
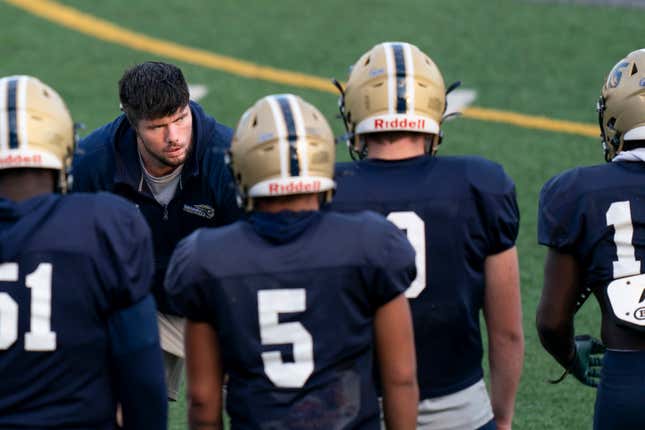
538, 170, 584, 252
108, 295, 167, 429
470, 160, 520, 255
363, 214, 417, 307
164, 231, 213, 322
94, 194, 155, 309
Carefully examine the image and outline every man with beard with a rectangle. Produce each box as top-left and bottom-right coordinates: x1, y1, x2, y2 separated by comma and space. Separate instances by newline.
72, 61, 241, 401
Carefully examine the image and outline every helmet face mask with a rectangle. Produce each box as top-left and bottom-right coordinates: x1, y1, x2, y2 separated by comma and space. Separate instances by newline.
0, 75, 75, 192
598, 49, 645, 161
336, 42, 450, 159
229, 94, 336, 211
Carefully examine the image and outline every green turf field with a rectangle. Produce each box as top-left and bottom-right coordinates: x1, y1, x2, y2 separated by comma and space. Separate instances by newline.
3, 0, 645, 428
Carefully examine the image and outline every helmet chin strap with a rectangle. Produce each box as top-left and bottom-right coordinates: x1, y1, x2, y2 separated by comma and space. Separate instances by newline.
597, 95, 622, 162
331, 79, 358, 160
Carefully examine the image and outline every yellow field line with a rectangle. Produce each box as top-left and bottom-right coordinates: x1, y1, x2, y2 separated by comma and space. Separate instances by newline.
5, 0, 599, 138
465, 107, 598, 137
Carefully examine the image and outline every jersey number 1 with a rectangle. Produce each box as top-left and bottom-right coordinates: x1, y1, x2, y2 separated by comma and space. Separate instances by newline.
0, 263, 57, 351
606, 201, 641, 278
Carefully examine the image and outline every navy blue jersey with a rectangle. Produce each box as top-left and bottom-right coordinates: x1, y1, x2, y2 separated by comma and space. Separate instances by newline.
539, 161, 645, 330
0, 192, 153, 429
165, 211, 415, 429
330, 155, 519, 399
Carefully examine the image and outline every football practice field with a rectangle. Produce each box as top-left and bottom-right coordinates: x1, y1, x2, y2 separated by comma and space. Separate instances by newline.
3, 0, 645, 428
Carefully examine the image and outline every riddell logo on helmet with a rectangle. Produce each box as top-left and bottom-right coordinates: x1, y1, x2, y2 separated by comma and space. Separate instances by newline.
0, 154, 43, 166
268, 181, 321, 194
374, 118, 426, 130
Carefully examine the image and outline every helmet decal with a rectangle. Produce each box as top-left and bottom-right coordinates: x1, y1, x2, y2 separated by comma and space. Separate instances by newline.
607, 61, 630, 89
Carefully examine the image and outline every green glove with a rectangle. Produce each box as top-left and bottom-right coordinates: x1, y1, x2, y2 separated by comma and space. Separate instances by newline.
568, 335, 605, 387
548, 334, 605, 387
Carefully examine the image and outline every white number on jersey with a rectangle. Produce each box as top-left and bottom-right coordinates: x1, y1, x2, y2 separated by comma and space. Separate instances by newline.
257, 289, 313, 388
605, 201, 645, 327
0, 263, 57, 351
387, 211, 427, 298
606, 201, 641, 279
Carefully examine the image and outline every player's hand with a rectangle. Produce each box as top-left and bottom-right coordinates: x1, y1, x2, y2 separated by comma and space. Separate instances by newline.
568, 334, 605, 388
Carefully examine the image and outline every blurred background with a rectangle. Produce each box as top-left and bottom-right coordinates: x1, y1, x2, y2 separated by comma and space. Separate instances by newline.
3, 0, 644, 428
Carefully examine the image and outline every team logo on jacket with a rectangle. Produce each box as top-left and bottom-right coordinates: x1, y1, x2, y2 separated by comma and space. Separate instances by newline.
183, 204, 215, 219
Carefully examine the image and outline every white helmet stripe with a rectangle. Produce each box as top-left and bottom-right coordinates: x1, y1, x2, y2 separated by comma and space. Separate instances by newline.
266, 95, 289, 179
287, 94, 308, 176
403, 42, 415, 115
0, 78, 7, 151
384, 43, 396, 115
17, 76, 28, 149
274, 95, 301, 177
391, 43, 409, 114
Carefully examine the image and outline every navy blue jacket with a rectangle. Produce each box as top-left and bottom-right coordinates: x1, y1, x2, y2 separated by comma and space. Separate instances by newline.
0, 193, 166, 429
329, 155, 519, 399
165, 211, 416, 429
72, 101, 242, 313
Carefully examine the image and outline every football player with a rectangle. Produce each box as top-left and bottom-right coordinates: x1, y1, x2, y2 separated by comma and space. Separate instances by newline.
165, 94, 419, 429
537, 49, 645, 429
329, 42, 524, 430
0, 76, 166, 429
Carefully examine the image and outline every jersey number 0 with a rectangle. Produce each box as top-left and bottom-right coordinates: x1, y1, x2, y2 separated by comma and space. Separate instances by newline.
387, 211, 426, 298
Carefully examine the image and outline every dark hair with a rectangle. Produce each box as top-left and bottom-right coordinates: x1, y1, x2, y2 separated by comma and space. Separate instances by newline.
118, 61, 189, 126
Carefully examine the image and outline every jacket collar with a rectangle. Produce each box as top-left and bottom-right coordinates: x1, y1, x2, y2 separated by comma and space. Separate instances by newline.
112, 101, 208, 189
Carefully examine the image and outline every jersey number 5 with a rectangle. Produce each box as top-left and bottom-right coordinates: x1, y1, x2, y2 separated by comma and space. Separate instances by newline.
258, 289, 314, 388
0, 263, 57, 351
387, 211, 426, 298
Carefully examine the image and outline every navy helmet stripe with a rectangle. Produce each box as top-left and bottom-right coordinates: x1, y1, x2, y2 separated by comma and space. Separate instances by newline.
276, 96, 300, 176
7, 78, 19, 149
392, 43, 407, 114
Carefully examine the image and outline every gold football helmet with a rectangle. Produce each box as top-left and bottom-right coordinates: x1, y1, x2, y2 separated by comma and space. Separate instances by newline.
229, 94, 336, 210
598, 49, 645, 161
335, 42, 458, 159
0, 75, 75, 191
